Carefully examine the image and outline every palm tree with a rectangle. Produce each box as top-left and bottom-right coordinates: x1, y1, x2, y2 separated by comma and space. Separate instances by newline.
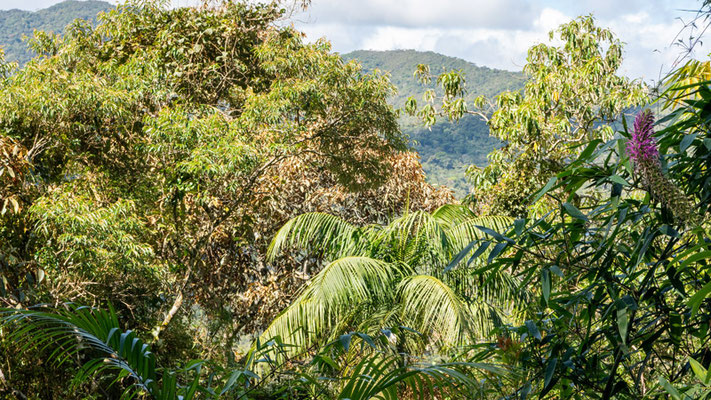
261, 204, 524, 356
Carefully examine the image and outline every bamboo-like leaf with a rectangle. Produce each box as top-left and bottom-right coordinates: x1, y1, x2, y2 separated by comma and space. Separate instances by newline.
446, 215, 514, 257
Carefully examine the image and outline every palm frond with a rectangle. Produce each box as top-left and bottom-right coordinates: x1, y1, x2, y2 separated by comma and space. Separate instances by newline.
259, 257, 402, 356
336, 354, 485, 400
431, 204, 477, 230
267, 212, 364, 261
0, 305, 164, 399
378, 211, 449, 267
445, 267, 524, 307
397, 275, 474, 347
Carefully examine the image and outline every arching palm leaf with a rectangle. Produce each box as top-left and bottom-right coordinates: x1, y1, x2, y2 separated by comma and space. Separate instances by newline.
431, 204, 477, 230
378, 211, 449, 267
336, 354, 483, 400
0, 305, 205, 400
260, 257, 404, 356
397, 275, 474, 347
267, 212, 365, 261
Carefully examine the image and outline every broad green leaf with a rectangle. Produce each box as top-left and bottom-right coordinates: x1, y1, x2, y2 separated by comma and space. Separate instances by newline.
689, 281, 711, 317
562, 202, 588, 222
525, 320, 541, 341
617, 307, 629, 344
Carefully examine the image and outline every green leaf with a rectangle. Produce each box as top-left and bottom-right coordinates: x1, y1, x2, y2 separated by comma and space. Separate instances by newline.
670, 312, 682, 346
658, 376, 682, 400
525, 320, 541, 341
444, 241, 476, 273
467, 241, 491, 266
689, 281, 711, 317
541, 269, 551, 305
562, 202, 588, 222
617, 307, 629, 344
514, 218, 526, 236
488, 242, 508, 264
532, 177, 557, 203
689, 358, 710, 385
475, 225, 514, 243
680, 134, 697, 153
577, 139, 602, 162
543, 357, 558, 389
339, 333, 352, 352
609, 175, 629, 186
679, 250, 711, 271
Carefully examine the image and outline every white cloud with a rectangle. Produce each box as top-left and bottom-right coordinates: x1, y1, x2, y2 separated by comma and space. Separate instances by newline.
297, 1, 709, 82
4, 0, 710, 81
298, 6, 572, 72
303, 0, 539, 29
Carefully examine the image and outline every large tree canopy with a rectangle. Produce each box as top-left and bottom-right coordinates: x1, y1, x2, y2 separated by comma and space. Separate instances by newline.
0, 2, 445, 390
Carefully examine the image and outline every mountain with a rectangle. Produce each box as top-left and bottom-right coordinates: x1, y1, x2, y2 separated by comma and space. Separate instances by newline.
342, 50, 526, 196
0, 0, 113, 66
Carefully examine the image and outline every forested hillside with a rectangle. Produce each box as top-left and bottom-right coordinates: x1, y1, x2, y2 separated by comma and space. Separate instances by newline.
344, 50, 526, 195
0, 0, 112, 65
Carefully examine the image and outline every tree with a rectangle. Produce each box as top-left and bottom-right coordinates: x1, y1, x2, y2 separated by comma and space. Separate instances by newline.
408, 16, 648, 216
260, 206, 523, 358
0, 0, 453, 395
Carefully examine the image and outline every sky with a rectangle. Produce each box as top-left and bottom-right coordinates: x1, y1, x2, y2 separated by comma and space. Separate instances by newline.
2, 0, 709, 82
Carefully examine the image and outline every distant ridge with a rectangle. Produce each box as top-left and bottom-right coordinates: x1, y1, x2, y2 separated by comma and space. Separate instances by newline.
0, 0, 113, 66
343, 49, 523, 106
342, 49, 526, 196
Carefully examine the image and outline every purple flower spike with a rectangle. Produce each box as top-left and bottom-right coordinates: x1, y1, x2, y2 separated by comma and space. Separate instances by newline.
625, 109, 696, 225
627, 110, 658, 164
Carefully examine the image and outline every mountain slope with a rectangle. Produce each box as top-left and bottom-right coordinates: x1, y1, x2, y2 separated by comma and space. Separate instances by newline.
343, 50, 525, 196
0, 0, 113, 66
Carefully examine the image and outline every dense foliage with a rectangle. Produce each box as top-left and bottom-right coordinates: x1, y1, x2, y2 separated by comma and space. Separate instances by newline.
3, 1, 711, 400
408, 17, 648, 215
0, 1, 455, 397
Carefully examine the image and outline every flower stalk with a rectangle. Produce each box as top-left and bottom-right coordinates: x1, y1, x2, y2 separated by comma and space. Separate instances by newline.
627, 110, 695, 224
